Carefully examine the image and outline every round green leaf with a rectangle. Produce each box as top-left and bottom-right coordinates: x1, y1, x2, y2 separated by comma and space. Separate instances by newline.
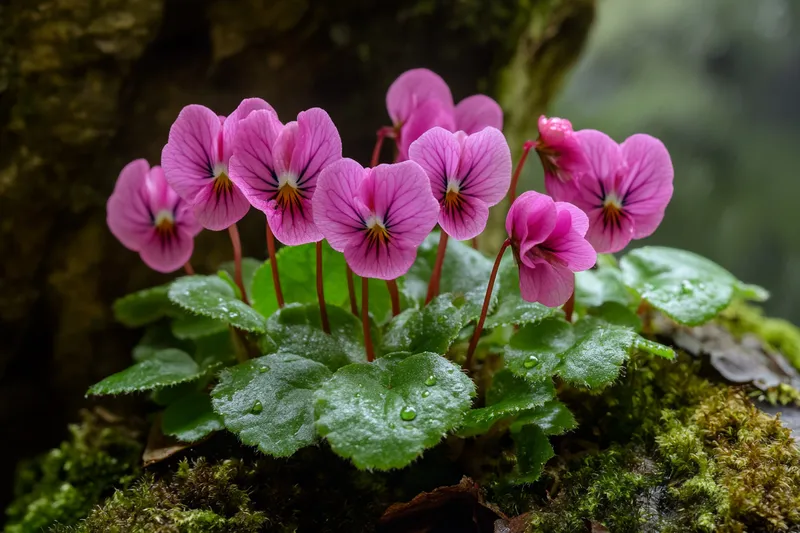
511, 424, 554, 484
620, 246, 742, 325
557, 318, 637, 388
113, 283, 180, 327
87, 349, 202, 395
381, 294, 464, 355
220, 257, 262, 302
266, 304, 368, 371
504, 318, 575, 382
162, 391, 224, 442
171, 314, 228, 340
575, 262, 633, 310
485, 256, 558, 328
510, 400, 577, 435
168, 275, 265, 333
314, 352, 475, 470
211, 353, 333, 457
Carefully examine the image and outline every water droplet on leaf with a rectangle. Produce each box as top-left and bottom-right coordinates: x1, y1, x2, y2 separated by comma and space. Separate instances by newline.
259, 366, 270, 373
400, 406, 417, 421
355, 392, 361, 398
424, 375, 437, 386
250, 400, 263, 414
421, 390, 430, 398
523, 355, 539, 369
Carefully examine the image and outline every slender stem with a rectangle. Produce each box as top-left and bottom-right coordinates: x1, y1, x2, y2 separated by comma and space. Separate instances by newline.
346, 265, 359, 316
426, 231, 449, 304
227, 223, 248, 304
508, 140, 536, 205
386, 279, 401, 316
563, 287, 576, 323
265, 220, 284, 308
371, 126, 395, 168
316, 241, 330, 334
362, 277, 375, 362
471, 236, 479, 250
465, 239, 511, 371
183, 262, 195, 275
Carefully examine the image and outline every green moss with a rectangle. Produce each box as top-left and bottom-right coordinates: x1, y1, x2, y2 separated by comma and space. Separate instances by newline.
4, 410, 142, 533
719, 301, 800, 370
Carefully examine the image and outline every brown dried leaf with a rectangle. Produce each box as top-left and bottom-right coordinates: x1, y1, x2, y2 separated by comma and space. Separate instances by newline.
142, 413, 202, 467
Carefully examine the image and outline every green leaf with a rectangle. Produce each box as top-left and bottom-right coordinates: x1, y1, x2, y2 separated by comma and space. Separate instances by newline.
251, 242, 350, 319
587, 301, 642, 331
510, 400, 577, 435
216, 270, 242, 299
353, 276, 409, 326
162, 391, 224, 442
557, 318, 638, 388
575, 261, 633, 310
171, 314, 228, 340
634, 337, 675, 359
88, 349, 203, 395
266, 304, 367, 371
113, 283, 179, 327
132, 323, 193, 362
511, 425, 554, 483
620, 246, 755, 325
734, 282, 770, 302
194, 330, 237, 370
485, 255, 558, 329
381, 294, 464, 355
314, 352, 475, 470
220, 258, 262, 301
457, 370, 555, 437
168, 275, 265, 333
403, 232, 495, 320
211, 353, 333, 457
504, 318, 574, 382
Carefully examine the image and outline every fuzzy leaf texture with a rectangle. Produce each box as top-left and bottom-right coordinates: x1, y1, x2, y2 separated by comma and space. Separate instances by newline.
87, 349, 203, 395
113, 283, 180, 327
168, 275, 266, 333
510, 400, 577, 435
556, 317, 638, 388
314, 352, 475, 470
485, 255, 559, 328
212, 353, 333, 457
504, 318, 575, 382
381, 294, 464, 355
162, 390, 224, 442
511, 424, 554, 484
620, 246, 768, 325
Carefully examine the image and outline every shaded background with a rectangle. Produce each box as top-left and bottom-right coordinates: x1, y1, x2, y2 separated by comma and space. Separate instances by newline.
515, 0, 800, 323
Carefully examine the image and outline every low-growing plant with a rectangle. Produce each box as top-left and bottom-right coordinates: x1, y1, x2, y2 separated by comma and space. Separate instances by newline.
93, 68, 767, 483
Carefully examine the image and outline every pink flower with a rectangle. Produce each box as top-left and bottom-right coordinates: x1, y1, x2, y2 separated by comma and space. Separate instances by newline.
228, 107, 342, 245
386, 68, 503, 160
506, 191, 596, 307
409, 126, 511, 240
536, 116, 590, 201
566, 130, 674, 253
313, 159, 439, 280
107, 159, 201, 273
161, 98, 274, 231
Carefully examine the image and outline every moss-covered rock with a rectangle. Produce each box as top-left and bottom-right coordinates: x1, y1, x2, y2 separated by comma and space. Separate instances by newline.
719, 301, 800, 371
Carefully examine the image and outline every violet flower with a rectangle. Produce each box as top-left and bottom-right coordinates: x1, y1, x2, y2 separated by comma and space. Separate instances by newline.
107, 159, 201, 273
536, 116, 590, 201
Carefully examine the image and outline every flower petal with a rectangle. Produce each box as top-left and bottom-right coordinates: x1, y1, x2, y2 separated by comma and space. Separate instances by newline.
455, 94, 503, 134
366, 161, 440, 247
569, 129, 624, 213
457, 126, 512, 206
161, 105, 221, 204
542, 203, 597, 271
619, 134, 674, 239
313, 158, 371, 253
139, 225, 196, 274
228, 109, 284, 213
221, 98, 276, 163
505, 191, 557, 255
107, 159, 153, 251
519, 260, 575, 308
397, 99, 456, 161
439, 194, 489, 241
386, 68, 453, 125
408, 126, 461, 203
345, 233, 417, 280
554, 201, 589, 237
584, 206, 635, 254
290, 108, 342, 191
191, 182, 251, 231
265, 197, 322, 246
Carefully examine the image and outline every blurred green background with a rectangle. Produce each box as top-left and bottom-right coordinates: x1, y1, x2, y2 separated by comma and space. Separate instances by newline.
515, 0, 800, 322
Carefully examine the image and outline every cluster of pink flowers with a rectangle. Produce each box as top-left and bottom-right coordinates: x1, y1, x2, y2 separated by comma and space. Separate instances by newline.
106, 67, 673, 315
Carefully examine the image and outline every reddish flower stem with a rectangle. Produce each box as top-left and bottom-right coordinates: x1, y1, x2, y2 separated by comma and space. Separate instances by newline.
316, 241, 330, 334
371, 126, 396, 168
508, 140, 536, 205
465, 239, 511, 371
183, 262, 195, 275
563, 287, 575, 322
346, 265, 359, 316
426, 231, 449, 304
265, 220, 285, 308
362, 277, 375, 362
471, 236, 479, 250
227, 223, 249, 304
386, 279, 401, 316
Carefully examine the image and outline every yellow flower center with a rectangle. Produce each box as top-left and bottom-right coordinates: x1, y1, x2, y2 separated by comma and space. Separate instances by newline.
443, 181, 463, 211
154, 210, 175, 235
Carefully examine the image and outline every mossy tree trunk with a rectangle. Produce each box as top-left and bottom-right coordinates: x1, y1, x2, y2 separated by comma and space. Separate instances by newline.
0, 0, 594, 509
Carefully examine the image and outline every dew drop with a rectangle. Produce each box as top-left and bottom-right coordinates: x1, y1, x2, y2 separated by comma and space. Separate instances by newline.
259, 366, 270, 373
389, 423, 396, 429
523, 355, 539, 369
250, 400, 263, 414
400, 406, 417, 421
421, 390, 431, 398
680, 280, 693, 294
355, 392, 361, 398
424, 375, 437, 386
